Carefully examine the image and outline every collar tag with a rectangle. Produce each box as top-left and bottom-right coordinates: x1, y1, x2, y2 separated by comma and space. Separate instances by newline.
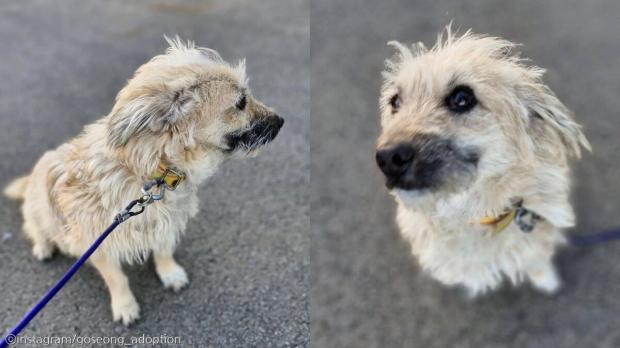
151, 163, 186, 191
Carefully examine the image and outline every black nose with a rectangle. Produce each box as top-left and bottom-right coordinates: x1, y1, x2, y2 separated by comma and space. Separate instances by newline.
375, 144, 415, 179
271, 115, 284, 130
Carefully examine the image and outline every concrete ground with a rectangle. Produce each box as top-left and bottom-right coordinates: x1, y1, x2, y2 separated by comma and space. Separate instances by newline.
0, 0, 308, 347
311, 0, 620, 347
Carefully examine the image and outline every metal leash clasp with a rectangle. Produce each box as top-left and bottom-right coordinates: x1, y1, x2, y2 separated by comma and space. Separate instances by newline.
138, 179, 166, 207
114, 179, 166, 223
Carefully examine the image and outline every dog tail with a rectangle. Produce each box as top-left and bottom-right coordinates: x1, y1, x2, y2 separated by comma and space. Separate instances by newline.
4, 175, 29, 200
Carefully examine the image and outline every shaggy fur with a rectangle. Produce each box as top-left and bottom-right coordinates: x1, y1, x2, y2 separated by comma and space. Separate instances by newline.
4, 36, 283, 324
376, 26, 590, 296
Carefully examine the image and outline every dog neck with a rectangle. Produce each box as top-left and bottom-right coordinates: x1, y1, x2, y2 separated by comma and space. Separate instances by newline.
106, 135, 225, 188
396, 164, 576, 233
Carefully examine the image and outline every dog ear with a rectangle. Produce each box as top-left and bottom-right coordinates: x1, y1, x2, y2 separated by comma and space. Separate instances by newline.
526, 85, 591, 158
107, 86, 195, 147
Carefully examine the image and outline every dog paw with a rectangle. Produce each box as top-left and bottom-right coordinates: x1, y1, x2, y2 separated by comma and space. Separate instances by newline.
111, 294, 140, 326
157, 264, 189, 292
529, 267, 561, 295
32, 243, 54, 261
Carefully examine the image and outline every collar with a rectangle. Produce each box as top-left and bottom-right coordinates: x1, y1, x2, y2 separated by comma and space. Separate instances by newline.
478, 201, 541, 234
150, 162, 186, 190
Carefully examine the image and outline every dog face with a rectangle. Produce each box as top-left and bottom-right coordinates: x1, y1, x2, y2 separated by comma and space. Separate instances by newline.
107, 37, 283, 171
376, 28, 589, 200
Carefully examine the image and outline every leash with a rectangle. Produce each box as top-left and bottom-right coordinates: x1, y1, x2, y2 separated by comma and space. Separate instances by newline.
0, 178, 170, 348
568, 228, 620, 247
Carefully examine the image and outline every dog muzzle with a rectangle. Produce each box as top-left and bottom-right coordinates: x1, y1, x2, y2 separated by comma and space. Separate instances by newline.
225, 115, 284, 153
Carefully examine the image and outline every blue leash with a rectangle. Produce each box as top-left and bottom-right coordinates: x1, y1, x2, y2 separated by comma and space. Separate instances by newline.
0, 219, 122, 348
0, 178, 165, 348
569, 227, 620, 247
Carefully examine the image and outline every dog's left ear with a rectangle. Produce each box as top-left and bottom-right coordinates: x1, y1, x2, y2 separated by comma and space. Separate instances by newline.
525, 84, 591, 158
107, 86, 196, 147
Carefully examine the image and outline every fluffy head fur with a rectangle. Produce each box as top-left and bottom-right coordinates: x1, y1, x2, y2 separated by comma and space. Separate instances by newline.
376, 26, 590, 295
4, 37, 283, 324
107, 36, 283, 181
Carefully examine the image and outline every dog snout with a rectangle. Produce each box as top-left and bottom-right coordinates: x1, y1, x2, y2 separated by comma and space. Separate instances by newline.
269, 114, 285, 132
263, 114, 284, 139
376, 144, 415, 183
375, 133, 479, 191
225, 114, 284, 152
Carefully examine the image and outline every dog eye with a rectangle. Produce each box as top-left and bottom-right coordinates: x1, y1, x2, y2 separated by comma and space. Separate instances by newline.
389, 94, 401, 113
446, 85, 477, 113
236, 95, 247, 111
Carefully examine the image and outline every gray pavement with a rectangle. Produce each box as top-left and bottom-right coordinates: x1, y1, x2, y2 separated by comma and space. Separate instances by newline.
311, 0, 620, 347
0, 0, 308, 347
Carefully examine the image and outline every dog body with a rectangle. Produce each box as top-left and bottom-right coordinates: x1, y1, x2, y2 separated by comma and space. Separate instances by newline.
376, 28, 589, 295
395, 176, 566, 295
4, 37, 283, 324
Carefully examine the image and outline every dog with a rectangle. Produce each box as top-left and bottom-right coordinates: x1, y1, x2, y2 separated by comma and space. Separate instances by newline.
3, 36, 284, 324
375, 26, 590, 296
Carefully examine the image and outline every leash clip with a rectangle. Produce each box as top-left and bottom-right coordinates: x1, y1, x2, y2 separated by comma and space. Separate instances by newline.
514, 205, 541, 233
138, 179, 166, 207
114, 199, 145, 223
113, 179, 167, 223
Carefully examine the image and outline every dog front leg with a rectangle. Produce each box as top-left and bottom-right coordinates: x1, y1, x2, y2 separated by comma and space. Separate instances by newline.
153, 247, 189, 291
526, 261, 561, 295
91, 255, 140, 325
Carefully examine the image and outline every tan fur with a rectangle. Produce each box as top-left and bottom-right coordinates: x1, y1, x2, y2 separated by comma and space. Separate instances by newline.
4, 175, 29, 199
4, 36, 283, 324
378, 26, 590, 295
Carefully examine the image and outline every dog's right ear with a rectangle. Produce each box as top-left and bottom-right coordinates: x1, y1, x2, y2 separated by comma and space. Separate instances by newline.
525, 84, 591, 158
107, 86, 196, 147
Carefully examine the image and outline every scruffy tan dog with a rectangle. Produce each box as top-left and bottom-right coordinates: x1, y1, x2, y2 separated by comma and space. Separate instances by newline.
4, 37, 283, 324
375, 27, 590, 296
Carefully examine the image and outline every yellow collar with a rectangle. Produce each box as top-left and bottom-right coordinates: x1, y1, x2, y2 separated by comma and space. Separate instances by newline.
151, 162, 186, 190
478, 209, 517, 233
477, 202, 542, 234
